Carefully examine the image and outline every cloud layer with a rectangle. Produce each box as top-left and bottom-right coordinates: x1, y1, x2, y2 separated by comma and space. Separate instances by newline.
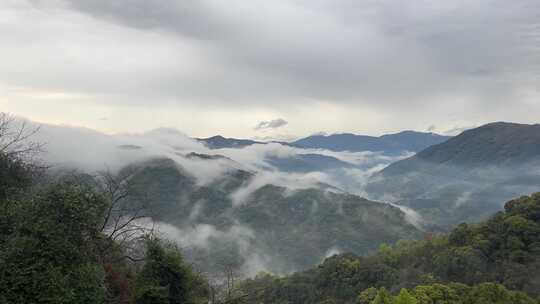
1, 0, 539, 137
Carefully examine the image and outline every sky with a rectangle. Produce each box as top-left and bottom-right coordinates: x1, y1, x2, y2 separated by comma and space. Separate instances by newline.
1, 0, 539, 140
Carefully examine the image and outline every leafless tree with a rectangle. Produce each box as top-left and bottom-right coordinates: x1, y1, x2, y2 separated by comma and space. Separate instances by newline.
0, 113, 46, 197
0, 113, 42, 159
94, 167, 154, 262
224, 264, 237, 300
206, 261, 245, 304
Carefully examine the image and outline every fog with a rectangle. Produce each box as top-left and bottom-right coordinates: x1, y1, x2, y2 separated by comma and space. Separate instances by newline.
22, 117, 422, 276
29, 118, 405, 194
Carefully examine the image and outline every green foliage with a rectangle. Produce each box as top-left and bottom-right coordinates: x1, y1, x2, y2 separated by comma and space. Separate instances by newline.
135, 237, 209, 304
360, 282, 537, 304
394, 289, 417, 304
358, 287, 378, 304
0, 183, 108, 304
413, 283, 461, 304
239, 193, 540, 304
0, 148, 212, 304
372, 288, 393, 304
122, 158, 422, 275
0, 152, 36, 200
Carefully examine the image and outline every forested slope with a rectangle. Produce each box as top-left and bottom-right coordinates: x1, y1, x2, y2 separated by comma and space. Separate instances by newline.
238, 193, 540, 303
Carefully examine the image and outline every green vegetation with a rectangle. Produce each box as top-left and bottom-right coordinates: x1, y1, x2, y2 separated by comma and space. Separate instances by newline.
0, 120, 209, 304
2, 117, 540, 303
134, 237, 209, 304
1, 183, 109, 303
237, 193, 540, 303
360, 283, 537, 304
121, 157, 422, 273
367, 122, 540, 229
0, 179, 209, 304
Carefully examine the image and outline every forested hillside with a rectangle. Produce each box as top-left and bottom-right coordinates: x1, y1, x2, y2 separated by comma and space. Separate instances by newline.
119, 157, 421, 274
237, 193, 540, 303
0, 117, 210, 304
2, 115, 539, 304
366, 122, 540, 229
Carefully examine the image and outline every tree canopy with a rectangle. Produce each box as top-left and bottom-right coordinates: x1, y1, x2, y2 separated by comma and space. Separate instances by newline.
237, 193, 540, 304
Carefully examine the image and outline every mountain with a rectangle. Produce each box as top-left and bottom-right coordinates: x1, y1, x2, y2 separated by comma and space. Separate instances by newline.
266, 153, 355, 173
197, 131, 450, 154
291, 131, 451, 155
238, 193, 540, 304
366, 122, 540, 228
120, 157, 422, 275
196, 135, 263, 149
386, 122, 540, 169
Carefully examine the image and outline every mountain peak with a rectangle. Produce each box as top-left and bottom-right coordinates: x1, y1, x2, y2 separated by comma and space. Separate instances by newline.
413, 122, 540, 166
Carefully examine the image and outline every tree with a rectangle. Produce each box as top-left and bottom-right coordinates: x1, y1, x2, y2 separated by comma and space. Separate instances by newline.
413, 284, 461, 304
372, 288, 394, 304
358, 287, 378, 304
0, 183, 109, 304
394, 289, 417, 304
465, 283, 513, 304
0, 113, 41, 157
0, 113, 42, 201
94, 168, 153, 263
135, 237, 209, 304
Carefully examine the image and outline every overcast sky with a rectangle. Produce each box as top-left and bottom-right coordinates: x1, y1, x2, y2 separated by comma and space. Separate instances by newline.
1, 0, 539, 139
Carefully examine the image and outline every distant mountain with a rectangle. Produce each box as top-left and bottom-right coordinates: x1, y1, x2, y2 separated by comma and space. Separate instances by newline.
388, 122, 540, 169
121, 157, 421, 275
184, 152, 230, 161
266, 153, 354, 173
291, 131, 450, 155
367, 122, 540, 228
196, 135, 263, 149
197, 131, 450, 154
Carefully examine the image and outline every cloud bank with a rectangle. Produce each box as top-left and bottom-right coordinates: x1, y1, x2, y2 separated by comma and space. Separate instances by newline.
1, 0, 539, 137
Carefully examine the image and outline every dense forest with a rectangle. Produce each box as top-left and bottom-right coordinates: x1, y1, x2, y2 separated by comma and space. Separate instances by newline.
119, 156, 421, 275
0, 117, 210, 304
1, 115, 540, 303
238, 193, 540, 303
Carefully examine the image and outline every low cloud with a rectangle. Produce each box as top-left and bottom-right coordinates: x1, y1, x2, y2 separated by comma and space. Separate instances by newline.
18, 116, 431, 277
229, 170, 338, 207
426, 124, 477, 136
254, 118, 288, 131
142, 219, 279, 277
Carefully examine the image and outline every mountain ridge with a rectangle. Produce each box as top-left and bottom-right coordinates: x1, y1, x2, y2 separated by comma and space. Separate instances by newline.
366, 122, 540, 228
291, 131, 451, 154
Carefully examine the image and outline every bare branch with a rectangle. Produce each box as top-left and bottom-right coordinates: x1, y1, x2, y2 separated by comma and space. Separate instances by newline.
94, 167, 155, 264
0, 113, 43, 159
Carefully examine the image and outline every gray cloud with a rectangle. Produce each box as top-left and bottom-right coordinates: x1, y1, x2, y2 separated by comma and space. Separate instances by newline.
254, 118, 288, 131
1, 0, 540, 137
53, 0, 540, 103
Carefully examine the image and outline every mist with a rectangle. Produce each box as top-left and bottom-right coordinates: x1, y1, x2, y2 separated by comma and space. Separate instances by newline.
20, 117, 424, 277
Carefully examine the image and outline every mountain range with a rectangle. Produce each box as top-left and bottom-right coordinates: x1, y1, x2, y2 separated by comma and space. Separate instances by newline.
26, 118, 540, 276
290, 131, 451, 155
238, 192, 540, 304
366, 122, 540, 229
198, 131, 451, 155
119, 157, 421, 275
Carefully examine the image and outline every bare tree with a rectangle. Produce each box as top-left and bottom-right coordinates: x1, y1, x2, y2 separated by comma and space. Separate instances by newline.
206, 261, 245, 304
224, 264, 237, 300
94, 167, 154, 262
0, 113, 45, 198
0, 113, 42, 159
